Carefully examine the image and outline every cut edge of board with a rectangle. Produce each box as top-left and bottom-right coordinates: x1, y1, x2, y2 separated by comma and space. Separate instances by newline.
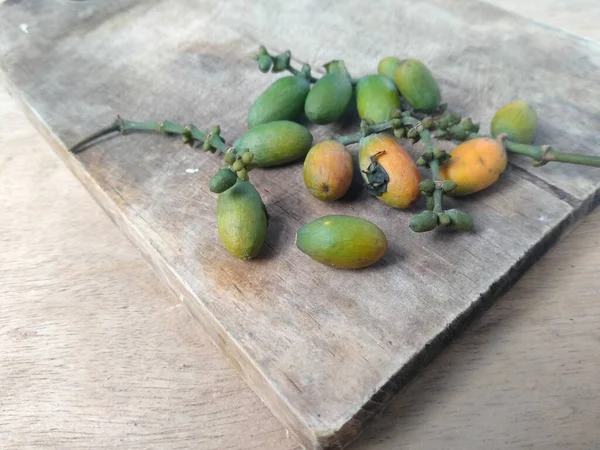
3, 69, 598, 449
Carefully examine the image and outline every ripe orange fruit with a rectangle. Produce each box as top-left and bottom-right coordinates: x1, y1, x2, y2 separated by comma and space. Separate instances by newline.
303, 140, 353, 201
358, 134, 421, 209
439, 138, 507, 196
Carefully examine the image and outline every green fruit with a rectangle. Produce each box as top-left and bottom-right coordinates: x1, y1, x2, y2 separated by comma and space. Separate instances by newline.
418, 179, 435, 195
438, 213, 452, 226
217, 180, 267, 260
247, 76, 311, 128
231, 160, 244, 172
409, 211, 438, 232
304, 73, 353, 124
491, 100, 538, 144
446, 208, 474, 231
241, 152, 254, 164
296, 215, 387, 269
377, 56, 403, 81
395, 59, 441, 112
209, 168, 238, 193
441, 180, 457, 193
237, 168, 248, 181
223, 151, 236, 166
234, 121, 313, 167
257, 54, 272, 73
355, 75, 401, 124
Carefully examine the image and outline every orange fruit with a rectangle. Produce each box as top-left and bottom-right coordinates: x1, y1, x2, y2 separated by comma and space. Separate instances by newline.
439, 138, 507, 196
358, 134, 421, 209
303, 140, 353, 201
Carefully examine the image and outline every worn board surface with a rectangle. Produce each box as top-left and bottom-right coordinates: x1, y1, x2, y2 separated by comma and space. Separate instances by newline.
1, 1, 599, 448
3, 81, 600, 450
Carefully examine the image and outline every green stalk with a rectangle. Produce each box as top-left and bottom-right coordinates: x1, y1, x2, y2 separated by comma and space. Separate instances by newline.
420, 129, 444, 214
334, 121, 395, 145
462, 133, 600, 168
504, 141, 600, 168
284, 63, 319, 83
70, 116, 226, 154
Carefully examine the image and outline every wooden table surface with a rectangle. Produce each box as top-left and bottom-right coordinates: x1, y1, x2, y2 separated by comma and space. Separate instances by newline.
1, 3, 599, 449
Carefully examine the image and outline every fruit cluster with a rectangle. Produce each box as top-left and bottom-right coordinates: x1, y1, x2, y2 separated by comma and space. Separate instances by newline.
70, 46, 600, 269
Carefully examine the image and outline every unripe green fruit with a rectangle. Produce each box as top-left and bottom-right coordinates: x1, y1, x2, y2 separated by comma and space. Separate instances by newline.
304, 73, 353, 124
395, 59, 441, 112
223, 151, 236, 166
409, 211, 438, 232
217, 180, 267, 260
419, 179, 435, 195
257, 54, 272, 73
491, 100, 538, 144
234, 121, 313, 167
247, 76, 311, 128
231, 160, 244, 172
377, 56, 403, 81
241, 152, 254, 165
296, 215, 387, 269
355, 75, 401, 124
446, 208, 474, 230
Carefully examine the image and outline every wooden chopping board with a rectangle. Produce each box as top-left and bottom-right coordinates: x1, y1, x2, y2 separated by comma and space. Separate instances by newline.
1, 1, 599, 448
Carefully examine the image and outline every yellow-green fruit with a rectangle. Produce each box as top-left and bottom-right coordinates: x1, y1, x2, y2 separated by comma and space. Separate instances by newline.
234, 121, 313, 167
355, 75, 401, 124
304, 74, 353, 124
296, 215, 387, 269
303, 140, 353, 201
395, 59, 441, 112
439, 138, 507, 196
377, 56, 403, 81
217, 180, 267, 260
247, 76, 311, 128
491, 100, 538, 144
358, 134, 421, 209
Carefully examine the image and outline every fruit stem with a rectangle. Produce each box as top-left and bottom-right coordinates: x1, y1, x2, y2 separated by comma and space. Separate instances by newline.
410, 127, 474, 232
69, 116, 227, 154
504, 141, 600, 168
256, 45, 320, 83
285, 63, 319, 83
420, 129, 444, 214
334, 121, 395, 146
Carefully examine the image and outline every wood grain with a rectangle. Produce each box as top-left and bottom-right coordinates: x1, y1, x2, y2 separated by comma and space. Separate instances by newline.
2, 84, 599, 450
1, 0, 600, 446
1, 2, 600, 448
482, 0, 600, 42
0, 87, 296, 450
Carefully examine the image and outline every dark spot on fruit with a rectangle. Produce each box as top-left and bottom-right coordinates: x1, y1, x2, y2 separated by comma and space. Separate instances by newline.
478, 155, 486, 166
322, 184, 330, 194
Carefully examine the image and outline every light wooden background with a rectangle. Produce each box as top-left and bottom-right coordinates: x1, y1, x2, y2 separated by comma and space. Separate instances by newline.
1, 2, 599, 449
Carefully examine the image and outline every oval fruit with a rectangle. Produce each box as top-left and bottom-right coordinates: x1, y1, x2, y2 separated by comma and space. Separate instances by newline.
358, 134, 421, 209
296, 215, 387, 269
303, 140, 353, 201
247, 76, 311, 128
439, 137, 507, 196
377, 56, 403, 81
304, 73, 353, 124
491, 100, 538, 144
217, 180, 268, 260
209, 168, 237, 193
395, 59, 441, 112
355, 75, 401, 124
234, 121, 313, 167
409, 210, 439, 233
